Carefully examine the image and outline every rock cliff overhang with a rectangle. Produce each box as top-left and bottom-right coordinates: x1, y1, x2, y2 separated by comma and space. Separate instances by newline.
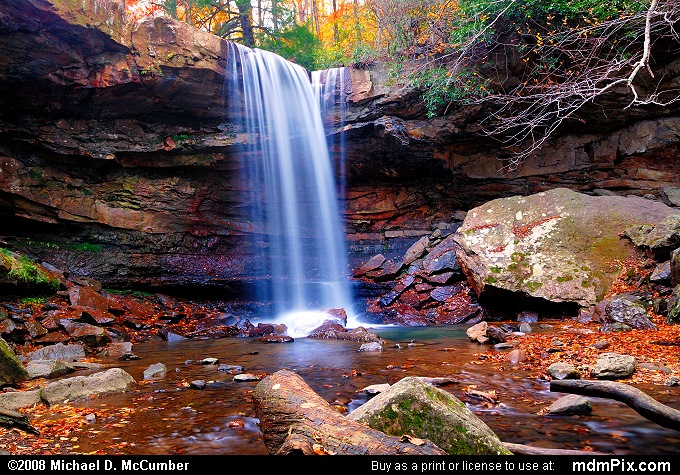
1, 0, 679, 291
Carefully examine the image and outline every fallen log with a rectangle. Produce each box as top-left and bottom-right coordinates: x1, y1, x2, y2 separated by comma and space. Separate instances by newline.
550, 379, 680, 432
0, 408, 40, 435
503, 442, 609, 456
252, 369, 446, 455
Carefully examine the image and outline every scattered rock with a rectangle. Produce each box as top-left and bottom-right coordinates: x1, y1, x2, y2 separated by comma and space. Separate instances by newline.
60, 320, 112, 348
158, 328, 187, 341
353, 254, 386, 277
592, 339, 610, 350
546, 362, 580, 380
98, 342, 133, 358
660, 186, 680, 207
466, 321, 489, 344
403, 236, 430, 265
143, 362, 167, 380
0, 389, 41, 412
667, 285, 680, 324
26, 360, 76, 379
358, 383, 391, 395
217, 364, 244, 373
603, 297, 658, 331
650, 261, 672, 283
485, 325, 507, 343
624, 214, 680, 259
517, 311, 539, 323
546, 395, 592, 415
260, 334, 294, 343
592, 353, 636, 380
40, 368, 136, 405
24, 342, 86, 362
233, 373, 264, 382
506, 349, 527, 364
358, 342, 383, 352
672, 249, 680, 287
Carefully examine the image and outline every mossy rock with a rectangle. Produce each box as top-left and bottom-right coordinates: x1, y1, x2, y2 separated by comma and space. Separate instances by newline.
452, 188, 679, 306
0, 336, 29, 386
347, 376, 511, 455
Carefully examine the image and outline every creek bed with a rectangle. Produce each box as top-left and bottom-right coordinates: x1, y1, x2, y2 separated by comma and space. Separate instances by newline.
42, 324, 680, 456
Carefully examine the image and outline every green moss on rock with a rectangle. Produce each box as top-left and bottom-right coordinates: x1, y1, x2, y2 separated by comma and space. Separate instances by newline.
0, 336, 29, 386
348, 377, 512, 455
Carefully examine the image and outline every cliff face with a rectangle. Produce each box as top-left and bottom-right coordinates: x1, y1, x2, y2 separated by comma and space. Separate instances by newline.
0, 0, 251, 291
1, 0, 678, 291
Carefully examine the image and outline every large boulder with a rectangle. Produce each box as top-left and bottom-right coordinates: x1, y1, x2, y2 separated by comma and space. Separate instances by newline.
347, 376, 511, 455
452, 188, 679, 307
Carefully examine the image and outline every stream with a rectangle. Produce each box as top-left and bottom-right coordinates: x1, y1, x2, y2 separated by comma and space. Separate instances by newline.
58, 324, 680, 456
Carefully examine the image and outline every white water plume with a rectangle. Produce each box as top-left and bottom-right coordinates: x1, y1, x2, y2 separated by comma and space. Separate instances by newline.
228, 44, 357, 336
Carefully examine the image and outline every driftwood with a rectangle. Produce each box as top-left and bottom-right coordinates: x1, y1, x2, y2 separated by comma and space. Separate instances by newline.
503, 442, 609, 456
0, 408, 40, 435
252, 369, 446, 455
550, 379, 680, 432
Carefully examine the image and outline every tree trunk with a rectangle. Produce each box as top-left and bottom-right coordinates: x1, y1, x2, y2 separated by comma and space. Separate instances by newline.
550, 379, 680, 432
272, 0, 279, 32
353, 0, 363, 43
312, 0, 321, 37
331, 0, 339, 44
252, 369, 447, 455
236, 0, 255, 47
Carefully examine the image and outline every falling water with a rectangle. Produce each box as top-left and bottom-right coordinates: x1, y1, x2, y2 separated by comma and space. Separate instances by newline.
312, 67, 350, 201
228, 44, 355, 337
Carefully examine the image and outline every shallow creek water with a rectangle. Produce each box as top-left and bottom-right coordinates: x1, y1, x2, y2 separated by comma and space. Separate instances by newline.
60, 324, 680, 456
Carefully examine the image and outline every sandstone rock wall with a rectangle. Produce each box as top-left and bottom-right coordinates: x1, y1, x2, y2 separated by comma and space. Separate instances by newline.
1, 0, 678, 290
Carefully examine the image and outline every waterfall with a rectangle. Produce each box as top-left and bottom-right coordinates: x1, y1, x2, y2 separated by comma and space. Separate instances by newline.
228, 44, 355, 337
312, 67, 349, 203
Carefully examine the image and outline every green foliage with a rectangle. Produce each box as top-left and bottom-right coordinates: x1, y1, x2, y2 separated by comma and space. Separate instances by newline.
314, 46, 348, 69
413, 67, 492, 118
131, 290, 154, 298
67, 242, 102, 252
22, 239, 101, 252
259, 21, 321, 71
21, 296, 47, 306
500, 0, 646, 21
0, 248, 60, 290
349, 43, 378, 69
383, 0, 651, 118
